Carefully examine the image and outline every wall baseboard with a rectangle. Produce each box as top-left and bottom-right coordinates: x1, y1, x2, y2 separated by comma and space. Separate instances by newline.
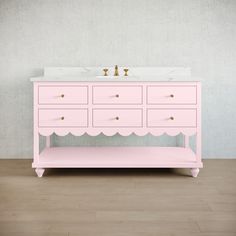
202, 156, 236, 159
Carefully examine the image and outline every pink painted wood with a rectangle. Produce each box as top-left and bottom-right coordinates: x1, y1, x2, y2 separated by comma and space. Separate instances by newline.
38, 85, 88, 104
92, 109, 142, 127
147, 85, 197, 104
93, 85, 142, 104
32, 147, 199, 168
39, 109, 88, 127
184, 135, 189, 148
46, 136, 50, 147
147, 109, 197, 127
35, 168, 45, 178
32, 81, 202, 177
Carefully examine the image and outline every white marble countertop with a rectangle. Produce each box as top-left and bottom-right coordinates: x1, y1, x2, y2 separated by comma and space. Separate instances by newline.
30, 75, 200, 82
30, 67, 201, 82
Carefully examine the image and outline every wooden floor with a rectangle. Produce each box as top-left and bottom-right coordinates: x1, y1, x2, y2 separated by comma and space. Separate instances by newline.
0, 160, 235, 236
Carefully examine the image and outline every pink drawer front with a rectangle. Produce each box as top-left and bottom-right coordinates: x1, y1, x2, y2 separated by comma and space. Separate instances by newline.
147, 86, 197, 104
147, 109, 196, 127
93, 86, 142, 104
38, 86, 88, 104
39, 109, 88, 127
93, 109, 143, 127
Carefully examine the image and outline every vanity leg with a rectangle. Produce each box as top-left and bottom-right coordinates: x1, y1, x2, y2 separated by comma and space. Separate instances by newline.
46, 136, 50, 148
35, 168, 45, 178
184, 135, 189, 148
191, 168, 199, 178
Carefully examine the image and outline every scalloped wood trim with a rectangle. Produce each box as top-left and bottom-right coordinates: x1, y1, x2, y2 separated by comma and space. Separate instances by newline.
38, 129, 197, 137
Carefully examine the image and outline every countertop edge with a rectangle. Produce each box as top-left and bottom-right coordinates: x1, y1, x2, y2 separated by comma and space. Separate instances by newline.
30, 76, 202, 82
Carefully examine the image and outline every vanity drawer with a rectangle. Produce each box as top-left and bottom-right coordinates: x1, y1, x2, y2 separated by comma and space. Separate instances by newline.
39, 109, 88, 127
147, 109, 196, 127
147, 86, 197, 104
93, 109, 142, 127
93, 86, 142, 104
38, 86, 88, 104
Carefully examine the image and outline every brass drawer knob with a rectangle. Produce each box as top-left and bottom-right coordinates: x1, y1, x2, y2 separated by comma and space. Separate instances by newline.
115, 94, 119, 98
170, 94, 174, 98
61, 116, 64, 120
61, 94, 65, 98
170, 117, 174, 120
115, 117, 119, 120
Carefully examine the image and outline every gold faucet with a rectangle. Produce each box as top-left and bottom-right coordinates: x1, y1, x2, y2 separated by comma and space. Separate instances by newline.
114, 65, 119, 76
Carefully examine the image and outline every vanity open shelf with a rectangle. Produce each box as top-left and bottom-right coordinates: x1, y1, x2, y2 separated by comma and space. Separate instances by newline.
35, 146, 197, 167
31, 67, 202, 177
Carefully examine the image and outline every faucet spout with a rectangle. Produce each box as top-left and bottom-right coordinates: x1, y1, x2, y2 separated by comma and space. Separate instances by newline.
114, 65, 119, 76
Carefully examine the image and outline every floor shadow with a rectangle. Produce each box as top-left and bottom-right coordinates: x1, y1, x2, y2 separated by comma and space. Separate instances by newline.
45, 168, 191, 178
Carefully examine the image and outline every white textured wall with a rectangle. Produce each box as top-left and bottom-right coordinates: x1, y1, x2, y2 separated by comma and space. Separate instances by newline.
0, 0, 236, 158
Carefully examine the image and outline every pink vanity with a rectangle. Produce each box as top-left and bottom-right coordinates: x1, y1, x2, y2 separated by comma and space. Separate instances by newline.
31, 67, 202, 177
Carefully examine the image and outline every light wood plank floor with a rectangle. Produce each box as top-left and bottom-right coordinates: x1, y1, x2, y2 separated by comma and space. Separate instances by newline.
0, 160, 235, 236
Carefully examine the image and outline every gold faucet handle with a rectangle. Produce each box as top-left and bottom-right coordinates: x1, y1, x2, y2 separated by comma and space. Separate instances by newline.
103, 68, 108, 76
124, 68, 129, 76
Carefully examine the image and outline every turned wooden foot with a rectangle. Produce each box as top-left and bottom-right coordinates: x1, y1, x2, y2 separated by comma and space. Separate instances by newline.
35, 168, 45, 177
191, 168, 199, 178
